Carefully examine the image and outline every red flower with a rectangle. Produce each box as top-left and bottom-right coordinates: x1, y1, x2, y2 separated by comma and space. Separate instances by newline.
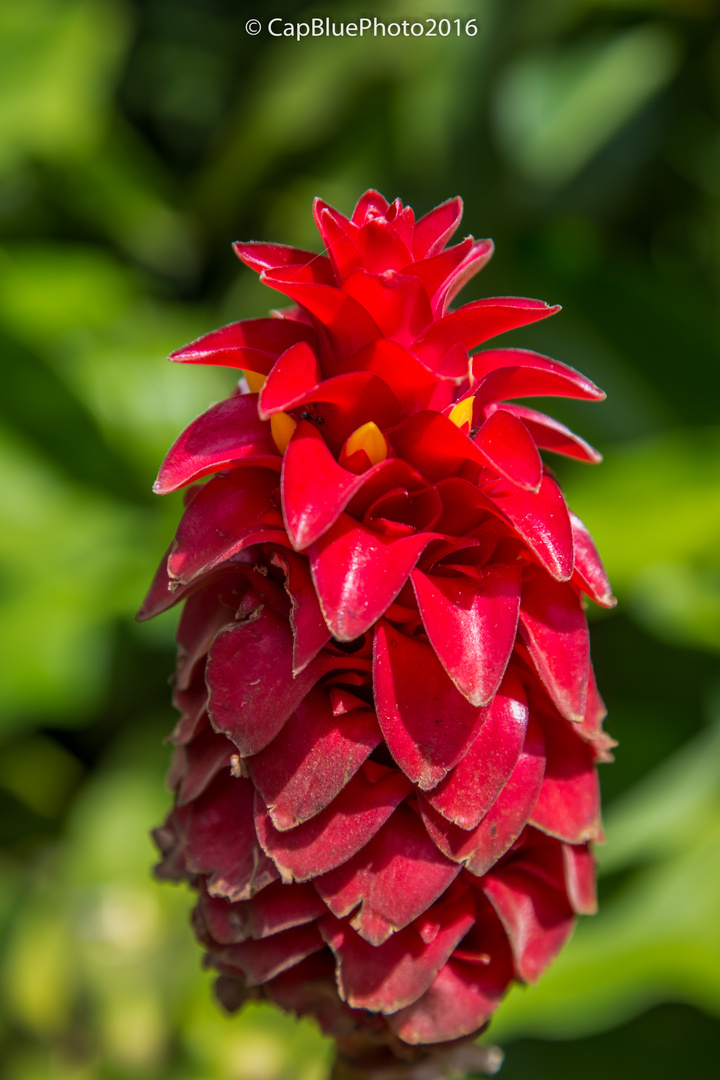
142, 191, 615, 1076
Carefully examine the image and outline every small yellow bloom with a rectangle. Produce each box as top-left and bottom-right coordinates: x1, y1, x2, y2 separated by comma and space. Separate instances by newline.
342, 421, 388, 466
449, 397, 474, 431
270, 412, 297, 454
244, 370, 267, 393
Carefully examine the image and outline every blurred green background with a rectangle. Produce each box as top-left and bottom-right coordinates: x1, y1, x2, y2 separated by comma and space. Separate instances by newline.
1, 0, 720, 1076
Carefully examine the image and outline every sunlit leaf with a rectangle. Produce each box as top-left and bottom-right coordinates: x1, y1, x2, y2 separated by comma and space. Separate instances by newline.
494, 25, 681, 185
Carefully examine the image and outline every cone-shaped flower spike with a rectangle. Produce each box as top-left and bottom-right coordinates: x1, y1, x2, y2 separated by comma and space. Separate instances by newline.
142, 192, 615, 1078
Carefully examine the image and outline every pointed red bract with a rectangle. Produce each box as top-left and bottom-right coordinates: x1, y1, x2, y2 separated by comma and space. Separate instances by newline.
422, 672, 529, 828
255, 763, 412, 882
174, 773, 279, 902
495, 403, 602, 464
471, 347, 605, 404
486, 473, 575, 582
436, 240, 495, 314
529, 710, 602, 843
206, 606, 345, 756
167, 468, 288, 587
315, 805, 460, 945
258, 341, 322, 418
519, 569, 590, 723
413, 298, 561, 370
571, 512, 616, 608
411, 564, 521, 707
234, 241, 334, 282
320, 886, 476, 1012
198, 880, 327, 944
473, 409, 543, 491
562, 843, 598, 915
172, 720, 234, 807
248, 689, 381, 830
212, 923, 325, 986
412, 196, 463, 258
387, 897, 513, 1044
373, 621, 488, 790
419, 717, 546, 876
271, 549, 331, 672
155, 394, 281, 493
169, 317, 313, 370
482, 834, 576, 983
310, 517, 442, 641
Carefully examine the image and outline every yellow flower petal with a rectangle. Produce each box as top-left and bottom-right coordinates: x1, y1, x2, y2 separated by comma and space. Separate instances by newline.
271, 412, 297, 454
449, 397, 474, 430
244, 370, 267, 393
343, 421, 388, 466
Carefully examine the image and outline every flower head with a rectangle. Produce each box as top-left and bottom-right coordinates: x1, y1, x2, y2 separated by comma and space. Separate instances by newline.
142, 191, 614, 1075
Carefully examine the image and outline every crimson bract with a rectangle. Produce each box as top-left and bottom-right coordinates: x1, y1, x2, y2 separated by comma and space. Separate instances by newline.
141, 191, 615, 1079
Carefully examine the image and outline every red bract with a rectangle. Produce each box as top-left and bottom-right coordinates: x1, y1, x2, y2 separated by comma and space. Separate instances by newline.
143, 192, 615, 1078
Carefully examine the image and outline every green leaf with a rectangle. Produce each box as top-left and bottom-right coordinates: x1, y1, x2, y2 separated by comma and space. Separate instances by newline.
494, 25, 681, 185
0, 0, 129, 171
0, 427, 164, 731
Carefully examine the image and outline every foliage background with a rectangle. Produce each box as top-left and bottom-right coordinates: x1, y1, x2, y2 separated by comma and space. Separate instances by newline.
1, 0, 720, 1076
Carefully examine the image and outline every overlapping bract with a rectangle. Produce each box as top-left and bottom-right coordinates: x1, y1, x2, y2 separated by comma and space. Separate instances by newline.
143, 191, 614, 1062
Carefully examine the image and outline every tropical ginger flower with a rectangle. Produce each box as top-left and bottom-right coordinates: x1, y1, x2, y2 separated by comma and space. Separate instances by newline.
141, 191, 615, 1078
